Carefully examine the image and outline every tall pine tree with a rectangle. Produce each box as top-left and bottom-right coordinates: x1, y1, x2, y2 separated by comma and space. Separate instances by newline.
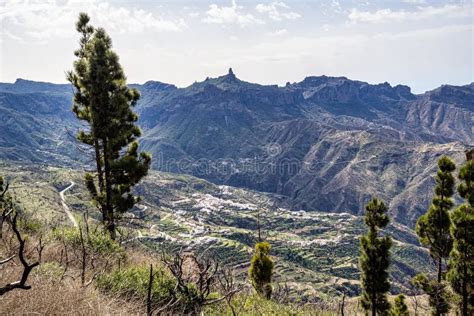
415, 156, 455, 314
359, 198, 392, 316
412, 273, 450, 316
67, 13, 150, 240
416, 156, 455, 281
447, 159, 474, 316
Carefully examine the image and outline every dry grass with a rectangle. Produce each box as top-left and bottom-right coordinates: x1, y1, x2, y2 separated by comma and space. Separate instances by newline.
1, 267, 141, 315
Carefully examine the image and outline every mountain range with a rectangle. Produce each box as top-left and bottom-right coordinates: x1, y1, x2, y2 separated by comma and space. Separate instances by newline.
1, 71, 472, 227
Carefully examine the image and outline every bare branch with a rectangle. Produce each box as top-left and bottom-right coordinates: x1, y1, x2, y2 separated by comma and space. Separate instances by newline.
160, 251, 240, 314
84, 272, 99, 288
0, 212, 40, 296
0, 255, 15, 265
0, 182, 9, 198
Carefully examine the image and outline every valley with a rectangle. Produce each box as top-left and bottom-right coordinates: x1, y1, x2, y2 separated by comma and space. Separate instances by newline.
1, 162, 433, 300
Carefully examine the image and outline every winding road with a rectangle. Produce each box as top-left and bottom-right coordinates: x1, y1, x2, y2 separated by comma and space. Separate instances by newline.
59, 181, 78, 227
59, 182, 150, 239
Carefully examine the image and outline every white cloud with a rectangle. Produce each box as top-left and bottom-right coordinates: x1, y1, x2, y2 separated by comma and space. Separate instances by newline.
255, 1, 301, 21
402, 0, 426, 4
267, 28, 288, 36
0, 0, 186, 42
202, 0, 264, 27
348, 4, 472, 24
188, 12, 200, 18
373, 23, 473, 40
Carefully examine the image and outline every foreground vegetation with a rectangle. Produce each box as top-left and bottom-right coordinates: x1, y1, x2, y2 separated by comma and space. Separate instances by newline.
1, 157, 472, 315
0, 215, 429, 315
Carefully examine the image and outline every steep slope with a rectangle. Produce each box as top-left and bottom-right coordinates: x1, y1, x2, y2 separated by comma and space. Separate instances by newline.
0, 80, 79, 164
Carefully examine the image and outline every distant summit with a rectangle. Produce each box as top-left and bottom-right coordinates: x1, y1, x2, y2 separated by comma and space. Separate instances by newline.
0, 78, 70, 95
425, 83, 474, 110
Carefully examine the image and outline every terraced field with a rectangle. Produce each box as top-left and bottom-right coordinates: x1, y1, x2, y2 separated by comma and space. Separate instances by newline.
1, 162, 433, 301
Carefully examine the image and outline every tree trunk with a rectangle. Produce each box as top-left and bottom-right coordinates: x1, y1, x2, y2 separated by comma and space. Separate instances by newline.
147, 264, 153, 316
257, 210, 261, 242
94, 139, 104, 192
340, 292, 345, 316
103, 138, 115, 240
434, 257, 442, 316
94, 139, 105, 223
437, 257, 442, 283
462, 263, 468, 316
372, 288, 376, 316
79, 225, 86, 286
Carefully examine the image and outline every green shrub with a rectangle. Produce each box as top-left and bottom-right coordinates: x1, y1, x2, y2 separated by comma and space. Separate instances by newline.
34, 261, 63, 281
18, 216, 43, 234
51, 226, 125, 259
248, 242, 274, 299
96, 265, 175, 306
412, 273, 451, 315
391, 294, 409, 316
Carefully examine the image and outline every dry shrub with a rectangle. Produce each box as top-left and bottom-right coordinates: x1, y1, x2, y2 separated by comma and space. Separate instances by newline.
0, 222, 144, 315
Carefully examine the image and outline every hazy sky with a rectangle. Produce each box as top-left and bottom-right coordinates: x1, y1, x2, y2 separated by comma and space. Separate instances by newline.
0, 0, 473, 93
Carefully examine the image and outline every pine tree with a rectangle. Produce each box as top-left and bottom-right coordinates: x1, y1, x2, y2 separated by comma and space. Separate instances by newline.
415, 156, 455, 314
67, 13, 150, 240
416, 156, 455, 280
248, 241, 274, 299
390, 294, 409, 316
359, 198, 392, 316
447, 160, 474, 316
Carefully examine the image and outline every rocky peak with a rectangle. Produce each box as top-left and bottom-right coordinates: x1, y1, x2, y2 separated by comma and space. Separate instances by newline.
220, 67, 238, 83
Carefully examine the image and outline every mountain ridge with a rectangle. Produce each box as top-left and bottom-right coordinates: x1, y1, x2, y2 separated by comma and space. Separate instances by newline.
1, 72, 472, 227
3, 71, 472, 97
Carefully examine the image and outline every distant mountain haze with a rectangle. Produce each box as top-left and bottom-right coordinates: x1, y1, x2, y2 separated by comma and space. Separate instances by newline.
1, 71, 472, 227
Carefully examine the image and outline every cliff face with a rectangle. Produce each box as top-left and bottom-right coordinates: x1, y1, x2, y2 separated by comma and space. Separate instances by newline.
1, 74, 472, 226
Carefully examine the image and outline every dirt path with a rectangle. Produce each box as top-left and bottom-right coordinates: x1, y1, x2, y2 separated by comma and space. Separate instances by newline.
59, 181, 78, 228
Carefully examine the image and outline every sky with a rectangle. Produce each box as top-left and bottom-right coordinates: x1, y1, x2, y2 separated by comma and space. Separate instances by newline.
0, 0, 473, 93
